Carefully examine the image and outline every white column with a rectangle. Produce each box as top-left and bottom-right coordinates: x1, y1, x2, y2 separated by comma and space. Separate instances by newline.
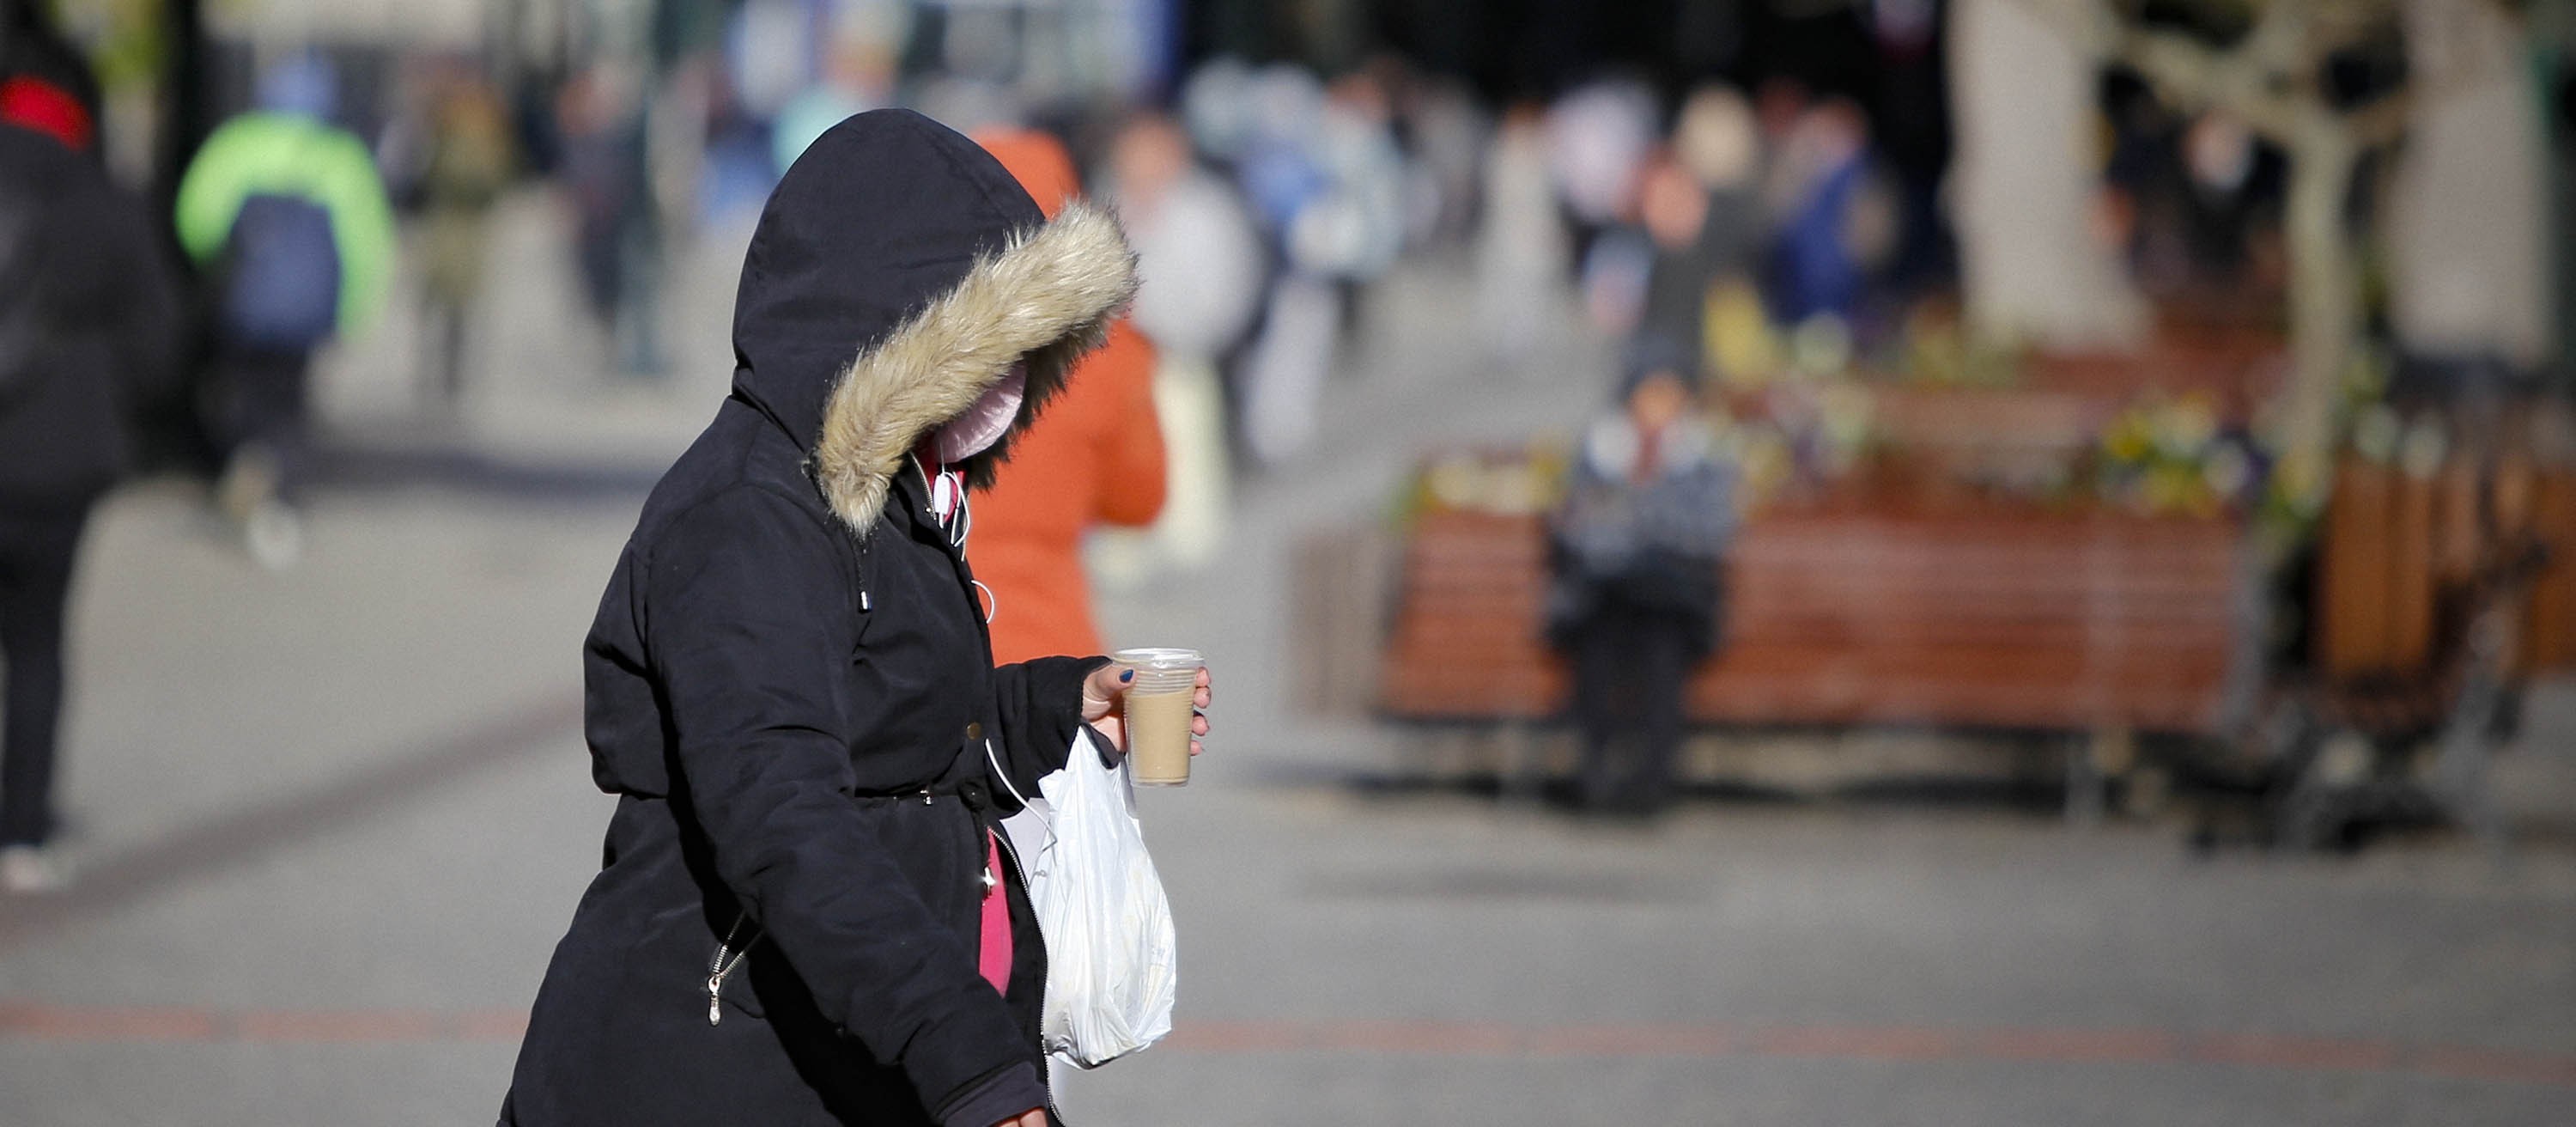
2386, 0, 2552, 367
1946, 0, 2147, 349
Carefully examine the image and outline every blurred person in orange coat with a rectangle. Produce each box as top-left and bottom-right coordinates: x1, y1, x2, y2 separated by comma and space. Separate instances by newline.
970, 126, 1169, 663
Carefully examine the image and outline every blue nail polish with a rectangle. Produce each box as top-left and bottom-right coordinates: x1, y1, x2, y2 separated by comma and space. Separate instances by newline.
1119, 669, 1133, 683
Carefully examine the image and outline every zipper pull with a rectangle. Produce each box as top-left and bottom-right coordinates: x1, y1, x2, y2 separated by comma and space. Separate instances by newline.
707, 973, 725, 1026
981, 863, 999, 894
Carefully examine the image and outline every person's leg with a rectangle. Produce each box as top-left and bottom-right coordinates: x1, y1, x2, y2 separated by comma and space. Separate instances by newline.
0, 503, 92, 849
416, 293, 459, 409
0, 515, 30, 844
263, 348, 314, 503
1630, 615, 1697, 814
613, 221, 666, 377
439, 300, 469, 407
213, 347, 312, 569
1570, 612, 1624, 811
215, 347, 305, 506
208, 348, 258, 467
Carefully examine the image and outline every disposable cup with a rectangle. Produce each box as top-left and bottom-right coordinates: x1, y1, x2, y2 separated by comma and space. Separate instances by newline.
1114, 648, 1201, 786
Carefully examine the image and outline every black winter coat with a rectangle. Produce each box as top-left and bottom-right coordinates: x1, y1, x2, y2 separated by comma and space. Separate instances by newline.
502, 111, 1138, 1127
0, 126, 184, 506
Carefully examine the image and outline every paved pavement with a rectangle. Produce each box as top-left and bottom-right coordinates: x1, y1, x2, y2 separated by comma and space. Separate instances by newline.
2, 201, 2573, 1125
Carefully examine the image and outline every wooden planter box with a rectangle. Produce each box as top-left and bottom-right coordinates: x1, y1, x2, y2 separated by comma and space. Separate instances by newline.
2318, 458, 2576, 678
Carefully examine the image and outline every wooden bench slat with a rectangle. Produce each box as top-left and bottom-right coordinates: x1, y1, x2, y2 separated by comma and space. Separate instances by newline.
1380, 504, 2245, 734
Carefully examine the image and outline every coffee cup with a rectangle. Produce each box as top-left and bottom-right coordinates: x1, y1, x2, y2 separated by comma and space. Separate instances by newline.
1113, 648, 1201, 786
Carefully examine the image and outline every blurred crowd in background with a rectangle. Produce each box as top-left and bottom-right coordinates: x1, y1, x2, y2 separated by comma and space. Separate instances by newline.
15, 0, 2570, 524
4, 0, 2576, 858
4, 0, 1989, 582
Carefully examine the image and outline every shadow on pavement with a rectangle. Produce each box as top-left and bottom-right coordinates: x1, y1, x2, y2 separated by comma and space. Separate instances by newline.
309, 446, 663, 503
0, 695, 580, 952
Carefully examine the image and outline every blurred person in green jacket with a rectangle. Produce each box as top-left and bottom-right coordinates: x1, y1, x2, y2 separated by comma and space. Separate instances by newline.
173, 55, 395, 569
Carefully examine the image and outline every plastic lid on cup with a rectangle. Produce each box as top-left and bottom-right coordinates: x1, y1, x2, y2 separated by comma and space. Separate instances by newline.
1113, 648, 1203, 670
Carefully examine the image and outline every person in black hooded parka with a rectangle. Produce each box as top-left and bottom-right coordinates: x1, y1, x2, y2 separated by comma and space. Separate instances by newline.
501, 111, 1206, 1127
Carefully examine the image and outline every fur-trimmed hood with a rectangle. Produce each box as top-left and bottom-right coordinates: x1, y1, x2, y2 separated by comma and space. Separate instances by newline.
729, 110, 1137, 535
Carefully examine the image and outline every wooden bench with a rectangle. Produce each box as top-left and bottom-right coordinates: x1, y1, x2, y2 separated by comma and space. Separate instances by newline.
1379, 505, 2245, 735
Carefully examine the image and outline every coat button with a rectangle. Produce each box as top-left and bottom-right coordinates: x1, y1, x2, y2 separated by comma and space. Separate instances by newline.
965, 722, 984, 740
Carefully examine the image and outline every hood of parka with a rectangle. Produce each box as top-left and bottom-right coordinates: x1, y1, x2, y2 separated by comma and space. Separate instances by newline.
729, 108, 1138, 535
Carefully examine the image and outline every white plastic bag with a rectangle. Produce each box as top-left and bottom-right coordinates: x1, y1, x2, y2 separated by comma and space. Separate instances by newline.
1017, 728, 1177, 1068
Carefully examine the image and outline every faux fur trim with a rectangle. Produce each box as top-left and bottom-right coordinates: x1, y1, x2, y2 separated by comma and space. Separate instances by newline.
811, 201, 1138, 534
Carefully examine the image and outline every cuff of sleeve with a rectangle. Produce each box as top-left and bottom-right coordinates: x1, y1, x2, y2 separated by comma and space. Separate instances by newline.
933, 1061, 1048, 1127
1035, 654, 1110, 755
902, 998, 1036, 1122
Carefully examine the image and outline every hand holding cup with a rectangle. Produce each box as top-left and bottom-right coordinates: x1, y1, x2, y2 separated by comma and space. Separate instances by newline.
1081, 649, 1211, 783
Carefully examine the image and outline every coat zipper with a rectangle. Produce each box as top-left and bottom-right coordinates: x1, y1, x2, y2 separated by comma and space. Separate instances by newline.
707, 914, 757, 1026
937, 459, 1054, 1121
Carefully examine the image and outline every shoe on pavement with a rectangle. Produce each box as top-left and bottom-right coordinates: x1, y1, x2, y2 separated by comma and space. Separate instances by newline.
216, 444, 283, 524
0, 845, 68, 894
245, 500, 305, 571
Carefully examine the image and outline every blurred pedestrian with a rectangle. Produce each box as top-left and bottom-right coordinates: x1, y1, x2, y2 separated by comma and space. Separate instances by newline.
1400, 74, 1486, 249
501, 111, 1210, 1127
0, 94, 185, 892
555, 64, 665, 378
1546, 350, 1736, 816
1766, 99, 1893, 326
0, 0, 100, 141
1551, 80, 1659, 337
173, 57, 397, 568
1653, 85, 1771, 383
1633, 152, 1714, 379
414, 67, 516, 408
1475, 102, 1567, 369
969, 125, 1168, 663
1236, 70, 1406, 466
770, 27, 896, 174
1112, 113, 1266, 369
1099, 112, 1261, 576
1546, 77, 1657, 264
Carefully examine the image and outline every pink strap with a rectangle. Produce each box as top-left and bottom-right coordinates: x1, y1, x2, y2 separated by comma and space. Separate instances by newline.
978, 830, 1013, 994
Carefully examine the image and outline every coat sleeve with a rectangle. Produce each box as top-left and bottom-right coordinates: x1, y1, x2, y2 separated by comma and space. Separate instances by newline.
642, 486, 1036, 1113
981, 655, 1109, 810
315, 129, 399, 334
172, 119, 251, 265
1091, 323, 1167, 528
94, 186, 187, 407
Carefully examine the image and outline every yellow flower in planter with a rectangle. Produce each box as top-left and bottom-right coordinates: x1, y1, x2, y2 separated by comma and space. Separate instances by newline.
2104, 411, 2152, 464
1705, 278, 1778, 389
2153, 393, 2220, 460
2144, 465, 2199, 513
